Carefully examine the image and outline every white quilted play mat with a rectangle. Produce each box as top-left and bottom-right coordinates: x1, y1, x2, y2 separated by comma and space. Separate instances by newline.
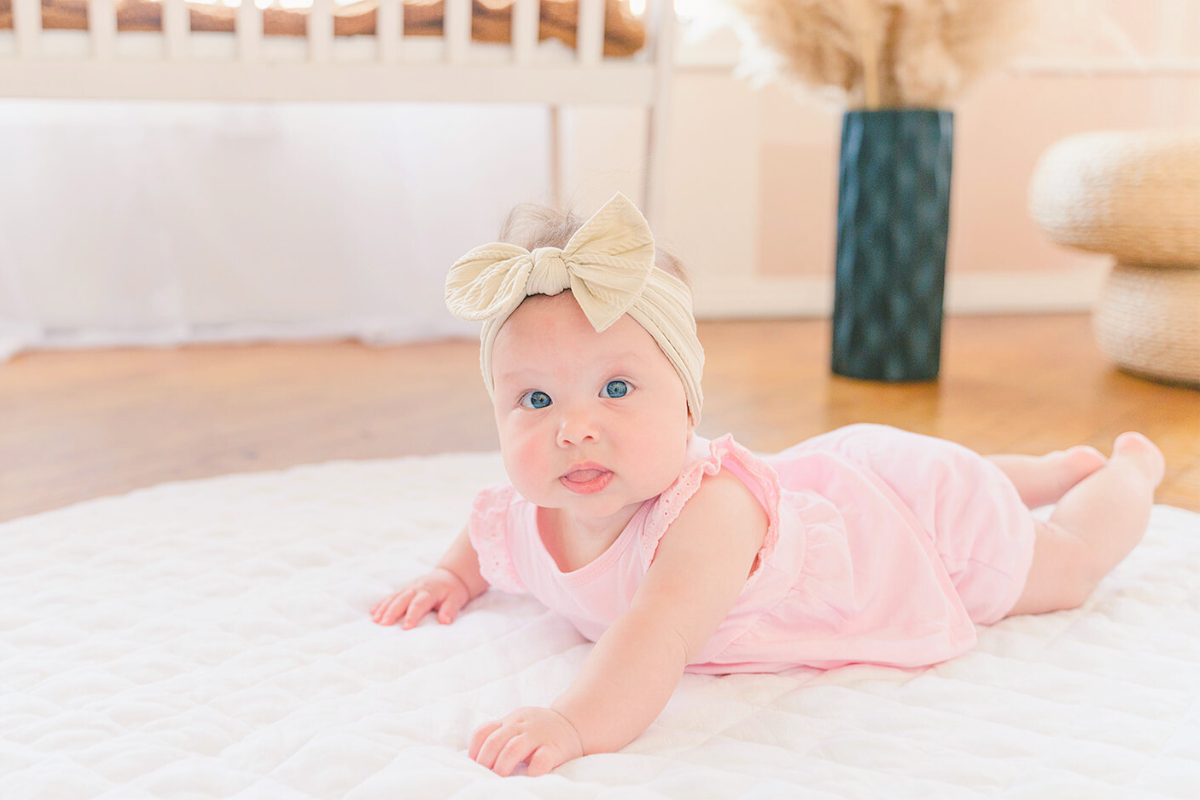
2, 451, 1199, 799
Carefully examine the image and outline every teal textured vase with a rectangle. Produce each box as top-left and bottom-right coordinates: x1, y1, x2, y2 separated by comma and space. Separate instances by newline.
831, 109, 953, 381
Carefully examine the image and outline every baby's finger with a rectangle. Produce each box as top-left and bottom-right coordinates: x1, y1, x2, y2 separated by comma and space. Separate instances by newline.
374, 589, 414, 625
371, 591, 401, 614
493, 734, 533, 777
473, 725, 512, 771
468, 721, 502, 761
371, 593, 396, 621
437, 590, 468, 624
401, 590, 436, 629
526, 745, 563, 778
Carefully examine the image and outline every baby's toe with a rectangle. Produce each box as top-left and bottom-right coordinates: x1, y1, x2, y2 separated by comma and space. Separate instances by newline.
1113, 433, 1166, 486
1064, 445, 1108, 476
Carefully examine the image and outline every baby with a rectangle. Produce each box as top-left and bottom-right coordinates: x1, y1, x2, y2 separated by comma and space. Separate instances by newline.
371, 193, 1166, 777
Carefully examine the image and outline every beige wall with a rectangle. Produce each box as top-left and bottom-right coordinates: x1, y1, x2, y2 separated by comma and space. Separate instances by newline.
753, 72, 1200, 278
563, 6, 1200, 316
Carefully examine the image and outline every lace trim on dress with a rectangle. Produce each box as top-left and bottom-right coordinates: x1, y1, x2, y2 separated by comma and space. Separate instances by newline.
467, 483, 527, 594
638, 434, 783, 575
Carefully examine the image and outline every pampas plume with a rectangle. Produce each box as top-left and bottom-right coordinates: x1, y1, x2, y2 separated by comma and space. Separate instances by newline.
716, 0, 1066, 108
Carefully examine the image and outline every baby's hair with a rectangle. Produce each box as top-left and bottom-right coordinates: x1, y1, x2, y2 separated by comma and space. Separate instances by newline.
498, 202, 691, 288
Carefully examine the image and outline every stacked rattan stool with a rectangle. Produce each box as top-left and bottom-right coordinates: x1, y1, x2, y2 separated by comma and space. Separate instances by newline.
1029, 131, 1200, 387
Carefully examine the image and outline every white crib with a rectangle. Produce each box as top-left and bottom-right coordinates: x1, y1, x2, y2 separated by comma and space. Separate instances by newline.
0, 0, 675, 222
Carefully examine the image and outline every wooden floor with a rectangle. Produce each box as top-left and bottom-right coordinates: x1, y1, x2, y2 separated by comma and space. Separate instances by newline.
1, 313, 1197, 523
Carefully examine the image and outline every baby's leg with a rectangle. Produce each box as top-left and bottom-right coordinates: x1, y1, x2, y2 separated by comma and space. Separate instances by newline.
1006, 433, 1165, 617
986, 446, 1107, 508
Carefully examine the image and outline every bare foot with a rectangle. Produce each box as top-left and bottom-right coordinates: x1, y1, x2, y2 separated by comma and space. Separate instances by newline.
1112, 432, 1166, 488
1042, 445, 1108, 503
1060, 445, 1108, 478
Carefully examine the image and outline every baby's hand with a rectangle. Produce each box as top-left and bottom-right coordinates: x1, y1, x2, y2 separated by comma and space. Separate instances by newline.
371, 567, 471, 629
469, 707, 584, 777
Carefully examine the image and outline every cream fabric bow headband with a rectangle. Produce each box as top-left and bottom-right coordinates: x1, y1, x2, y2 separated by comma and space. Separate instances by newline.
445, 192, 704, 422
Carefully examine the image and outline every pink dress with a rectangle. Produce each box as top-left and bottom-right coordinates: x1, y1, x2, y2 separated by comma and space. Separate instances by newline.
468, 424, 1037, 675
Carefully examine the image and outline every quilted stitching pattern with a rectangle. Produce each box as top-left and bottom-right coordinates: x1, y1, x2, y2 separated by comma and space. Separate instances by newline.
1, 454, 1197, 798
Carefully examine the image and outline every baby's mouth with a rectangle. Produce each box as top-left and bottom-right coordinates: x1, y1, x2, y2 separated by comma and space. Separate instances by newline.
565, 469, 605, 482
560, 467, 613, 494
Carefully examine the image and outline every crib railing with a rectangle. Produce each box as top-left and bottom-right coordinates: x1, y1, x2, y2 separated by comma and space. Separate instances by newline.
0, 0, 672, 104
1, 0, 674, 223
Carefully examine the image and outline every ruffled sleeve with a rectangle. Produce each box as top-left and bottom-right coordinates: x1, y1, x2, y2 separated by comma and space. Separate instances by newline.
466, 484, 527, 594
638, 434, 783, 574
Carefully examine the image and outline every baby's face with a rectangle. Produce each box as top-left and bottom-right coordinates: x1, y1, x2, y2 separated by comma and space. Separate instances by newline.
490, 292, 694, 525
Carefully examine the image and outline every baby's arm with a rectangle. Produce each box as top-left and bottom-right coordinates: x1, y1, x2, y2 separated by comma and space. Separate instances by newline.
470, 470, 768, 776
372, 524, 490, 628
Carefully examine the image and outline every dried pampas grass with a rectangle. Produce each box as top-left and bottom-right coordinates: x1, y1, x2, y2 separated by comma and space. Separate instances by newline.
717, 0, 1060, 108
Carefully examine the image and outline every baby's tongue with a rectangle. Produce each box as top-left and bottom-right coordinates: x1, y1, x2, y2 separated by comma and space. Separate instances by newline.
568, 469, 605, 482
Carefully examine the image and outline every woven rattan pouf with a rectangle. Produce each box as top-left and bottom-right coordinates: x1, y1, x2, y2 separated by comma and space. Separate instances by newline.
1030, 131, 1200, 387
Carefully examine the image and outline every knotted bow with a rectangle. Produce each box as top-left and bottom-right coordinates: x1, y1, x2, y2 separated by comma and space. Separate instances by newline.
446, 192, 655, 333
444, 192, 705, 422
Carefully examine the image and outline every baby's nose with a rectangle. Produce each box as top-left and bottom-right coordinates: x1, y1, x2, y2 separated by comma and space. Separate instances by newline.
556, 409, 599, 446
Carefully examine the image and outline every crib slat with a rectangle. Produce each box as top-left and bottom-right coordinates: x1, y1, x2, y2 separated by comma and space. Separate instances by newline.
0, 63, 658, 102
12, 0, 42, 57
89, 0, 118, 61
444, 0, 472, 64
642, 0, 675, 228
377, 0, 402, 63
575, 0, 604, 66
237, 0, 263, 62
308, 0, 333, 64
512, 0, 538, 64
163, 0, 189, 60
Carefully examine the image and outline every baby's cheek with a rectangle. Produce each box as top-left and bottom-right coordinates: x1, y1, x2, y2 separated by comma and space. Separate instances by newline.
502, 431, 553, 498
644, 415, 694, 491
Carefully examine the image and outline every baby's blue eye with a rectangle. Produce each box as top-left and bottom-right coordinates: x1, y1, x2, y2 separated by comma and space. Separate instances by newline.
603, 380, 629, 399
521, 391, 552, 409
